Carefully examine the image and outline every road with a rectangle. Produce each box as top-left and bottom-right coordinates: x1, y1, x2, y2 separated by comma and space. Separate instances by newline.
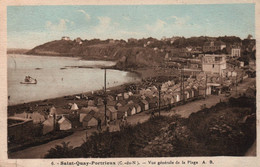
9, 78, 255, 158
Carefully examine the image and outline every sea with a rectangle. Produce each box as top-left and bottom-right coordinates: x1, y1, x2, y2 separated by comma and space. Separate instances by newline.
8, 54, 140, 106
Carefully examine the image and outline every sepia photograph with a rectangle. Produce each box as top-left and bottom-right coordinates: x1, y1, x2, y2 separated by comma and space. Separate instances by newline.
1, 0, 259, 166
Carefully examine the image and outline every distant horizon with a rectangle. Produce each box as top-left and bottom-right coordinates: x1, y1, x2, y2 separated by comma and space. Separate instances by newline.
7, 34, 255, 50
8, 4, 255, 49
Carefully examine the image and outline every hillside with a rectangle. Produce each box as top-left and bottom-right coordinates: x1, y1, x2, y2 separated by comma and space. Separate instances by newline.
27, 40, 165, 69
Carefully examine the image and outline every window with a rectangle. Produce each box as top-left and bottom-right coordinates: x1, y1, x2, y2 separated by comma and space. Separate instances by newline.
212, 64, 215, 68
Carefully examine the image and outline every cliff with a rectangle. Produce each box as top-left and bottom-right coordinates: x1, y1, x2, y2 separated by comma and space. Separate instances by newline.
27, 40, 165, 69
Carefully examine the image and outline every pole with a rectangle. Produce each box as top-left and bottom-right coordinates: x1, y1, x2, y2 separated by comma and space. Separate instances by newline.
205, 74, 207, 99
104, 68, 107, 124
158, 85, 161, 116
182, 66, 185, 104
235, 74, 237, 96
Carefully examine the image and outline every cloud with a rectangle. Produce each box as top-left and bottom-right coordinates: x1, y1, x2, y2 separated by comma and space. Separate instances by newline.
77, 10, 91, 21
146, 19, 166, 33
170, 16, 190, 26
94, 16, 112, 34
45, 19, 71, 31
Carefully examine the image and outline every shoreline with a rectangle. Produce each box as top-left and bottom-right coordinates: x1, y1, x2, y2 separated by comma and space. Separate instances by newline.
7, 53, 178, 114
8, 80, 140, 109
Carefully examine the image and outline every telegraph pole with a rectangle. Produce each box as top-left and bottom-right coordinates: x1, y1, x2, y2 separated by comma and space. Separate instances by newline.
158, 84, 161, 116
235, 74, 237, 96
104, 68, 107, 124
205, 74, 208, 99
182, 66, 185, 104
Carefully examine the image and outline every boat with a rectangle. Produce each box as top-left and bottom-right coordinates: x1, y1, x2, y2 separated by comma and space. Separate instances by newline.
20, 76, 37, 84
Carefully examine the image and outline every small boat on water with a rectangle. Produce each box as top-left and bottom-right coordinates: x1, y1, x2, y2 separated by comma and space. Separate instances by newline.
20, 76, 37, 84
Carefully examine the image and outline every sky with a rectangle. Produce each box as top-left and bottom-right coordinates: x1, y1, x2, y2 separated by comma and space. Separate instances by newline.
7, 4, 255, 49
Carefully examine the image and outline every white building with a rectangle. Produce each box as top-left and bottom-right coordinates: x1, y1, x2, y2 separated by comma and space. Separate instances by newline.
231, 47, 241, 57
202, 54, 227, 76
61, 36, 71, 41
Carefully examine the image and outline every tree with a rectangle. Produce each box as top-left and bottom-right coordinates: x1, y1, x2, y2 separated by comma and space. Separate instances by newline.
45, 142, 73, 158
247, 34, 253, 39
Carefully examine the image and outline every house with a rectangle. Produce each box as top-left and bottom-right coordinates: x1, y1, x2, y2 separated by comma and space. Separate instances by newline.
231, 46, 241, 57
140, 99, 149, 111
203, 41, 226, 52
58, 116, 72, 130
75, 37, 82, 43
128, 38, 138, 43
61, 36, 71, 41
42, 117, 55, 135
134, 104, 142, 113
202, 54, 227, 76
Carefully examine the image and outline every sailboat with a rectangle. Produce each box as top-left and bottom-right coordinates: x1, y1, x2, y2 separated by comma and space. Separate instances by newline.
20, 76, 37, 84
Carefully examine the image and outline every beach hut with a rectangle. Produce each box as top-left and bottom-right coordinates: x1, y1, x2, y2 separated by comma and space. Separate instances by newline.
123, 92, 129, 99
198, 86, 205, 96
95, 97, 104, 106
87, 100, 95, 107
79, 107, 99, 122
173, 92, 181, 102
107, 106, 118, 121
58, 116, 72, 130
128, 91, 134, 96
146, 96, 158, 109
166, 94, 175, 104
127, 100, 134, 104
49, 106, 57, 116
134, 104, 142, 113
184, 91, 189, 100
140, 99, 149, 111
127, 104, 136, 116
107, 95, 114, 101
70, 103, 79, 111
117, 106, 128, 119
107, 100, 117, 107
82, 114, 99, 128
116, 93, 124, 101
